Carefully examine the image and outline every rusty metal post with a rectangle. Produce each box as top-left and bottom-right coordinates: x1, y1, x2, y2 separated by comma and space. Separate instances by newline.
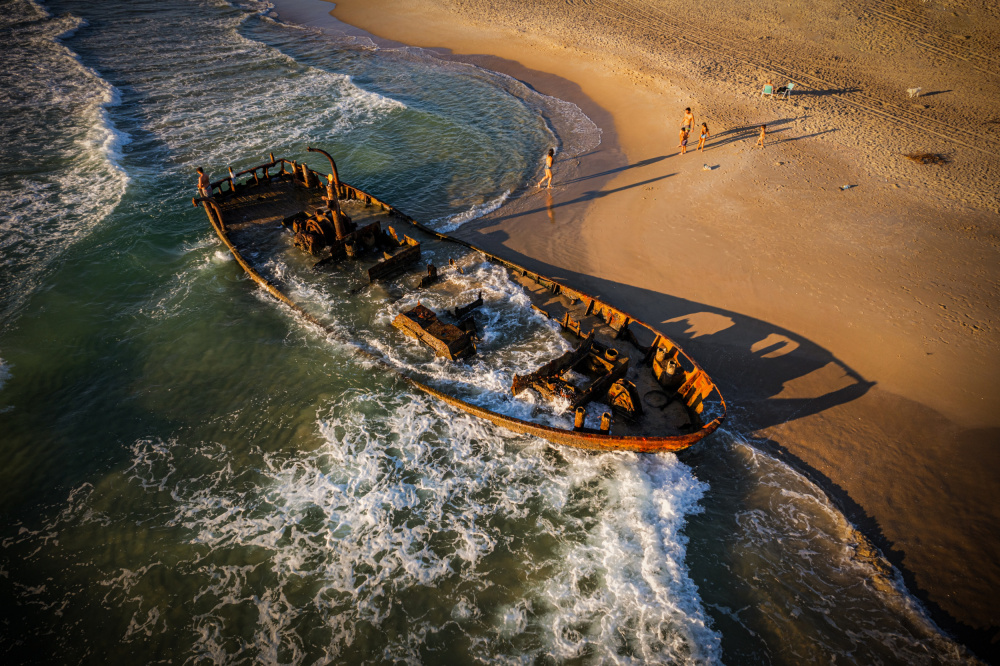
600, 412, 612, 433
333, 213, 348, 240
306, 146, 342, 194
574, 407, 586, 429
307, 147, 346, 230
227, 166, 235, 191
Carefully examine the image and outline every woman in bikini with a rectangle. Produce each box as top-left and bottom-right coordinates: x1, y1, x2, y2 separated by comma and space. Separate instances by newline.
536, 148, 554, 189
697, 122, 710, 152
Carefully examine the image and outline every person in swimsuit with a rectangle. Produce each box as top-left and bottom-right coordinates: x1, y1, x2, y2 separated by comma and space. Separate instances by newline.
697, 122, 710, 152
756, 123, 766, 148
536, 148, 554, 189
197, 167, 211, 198
682, 107, 694, 132
680, 127, 690, 154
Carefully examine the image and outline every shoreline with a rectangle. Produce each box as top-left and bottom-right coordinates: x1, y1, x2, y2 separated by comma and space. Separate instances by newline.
281, 0, 999, 657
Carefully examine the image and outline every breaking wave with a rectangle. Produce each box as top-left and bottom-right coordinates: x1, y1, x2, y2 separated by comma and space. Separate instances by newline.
104, 389, 720, 663
432, 189, 511, 232
0, 0, 129, 324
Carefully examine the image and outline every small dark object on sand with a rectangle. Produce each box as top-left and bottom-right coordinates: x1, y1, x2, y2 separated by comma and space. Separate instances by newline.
904, 153, 948, 165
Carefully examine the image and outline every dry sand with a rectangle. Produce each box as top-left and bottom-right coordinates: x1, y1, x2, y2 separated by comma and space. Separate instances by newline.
309, 0, 1000, 656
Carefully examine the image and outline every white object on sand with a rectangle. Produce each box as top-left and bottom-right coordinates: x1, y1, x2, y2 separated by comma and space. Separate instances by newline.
907, 87, 922, 98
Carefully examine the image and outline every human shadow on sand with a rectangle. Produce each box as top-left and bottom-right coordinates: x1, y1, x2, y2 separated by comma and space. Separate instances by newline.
559, 155, 670, 185
485, 172, 677, 223
770, 128, 839, 146
706, 118, 796, 149
793, 86, 863, 97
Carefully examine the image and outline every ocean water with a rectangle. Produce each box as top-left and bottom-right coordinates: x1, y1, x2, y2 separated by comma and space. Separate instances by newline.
0, 0, 973, 663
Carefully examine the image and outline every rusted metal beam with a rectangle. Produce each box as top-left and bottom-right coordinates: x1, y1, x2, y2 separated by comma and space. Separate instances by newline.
452, 292, 483, 319
368, 235, 420, 282
392, 303, 476, 360
512, 333, 595, 396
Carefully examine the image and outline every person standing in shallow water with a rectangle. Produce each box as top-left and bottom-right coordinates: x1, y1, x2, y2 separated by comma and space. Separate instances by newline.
196, 167, 211, 198
536, 148, 554, 189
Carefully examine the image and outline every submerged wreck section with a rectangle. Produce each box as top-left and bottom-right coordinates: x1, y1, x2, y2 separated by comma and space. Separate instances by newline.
512, 333, 629, 411
193, 148, 726, 453
392, 303, 477, 360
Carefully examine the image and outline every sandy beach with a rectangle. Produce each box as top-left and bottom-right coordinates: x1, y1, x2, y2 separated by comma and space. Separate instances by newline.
315, 0, 1000, 656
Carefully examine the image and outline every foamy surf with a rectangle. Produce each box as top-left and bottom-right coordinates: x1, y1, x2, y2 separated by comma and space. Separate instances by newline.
127, 4, 407, 173
432, 189, 511, 232
685, 431, 974, 664
0, 0, 128, 322
105, 385, 721, 664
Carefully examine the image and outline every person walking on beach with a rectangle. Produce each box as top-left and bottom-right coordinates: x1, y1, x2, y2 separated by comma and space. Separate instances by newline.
679, 127, 690, 154
697, 122, 710, 152
197, 167, 211, 198
756, 124, 766, 148
537, 148, 554, 189
682, 107, 695, 133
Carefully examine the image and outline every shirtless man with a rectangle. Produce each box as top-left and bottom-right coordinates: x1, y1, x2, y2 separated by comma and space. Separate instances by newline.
197, 167, 211, 198
681, 107, 695, 133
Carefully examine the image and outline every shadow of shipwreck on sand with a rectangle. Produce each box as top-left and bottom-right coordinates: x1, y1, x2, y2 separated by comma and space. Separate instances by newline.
453, 230, 875, 438
447, 237, 1000, 659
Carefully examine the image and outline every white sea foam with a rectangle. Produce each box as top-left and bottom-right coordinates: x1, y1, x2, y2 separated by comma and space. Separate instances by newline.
708, 433, 973, 663
129, 6, 406, 173
0, 0, 129, 321
104, 385, 720, 663
432, 189, 511, 232
483, 66, 602, 157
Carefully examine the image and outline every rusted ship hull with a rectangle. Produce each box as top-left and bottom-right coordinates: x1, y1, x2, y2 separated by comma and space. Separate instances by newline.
194, 151, 726, 453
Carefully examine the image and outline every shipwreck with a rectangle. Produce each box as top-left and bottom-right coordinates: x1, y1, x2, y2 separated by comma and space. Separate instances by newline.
193, 148, 726, 452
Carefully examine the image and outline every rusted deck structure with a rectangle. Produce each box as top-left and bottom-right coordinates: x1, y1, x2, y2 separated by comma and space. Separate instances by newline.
193, 149, 726, 453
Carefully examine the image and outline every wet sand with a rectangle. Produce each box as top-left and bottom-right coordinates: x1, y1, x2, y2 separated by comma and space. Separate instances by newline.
293, 0, 999, 657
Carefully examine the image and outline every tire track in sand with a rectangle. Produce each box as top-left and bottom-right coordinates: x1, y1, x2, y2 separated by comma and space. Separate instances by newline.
576, 0, 1000, 155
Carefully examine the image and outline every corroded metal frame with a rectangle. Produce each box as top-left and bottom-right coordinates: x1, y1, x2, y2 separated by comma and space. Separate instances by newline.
194, 156, 726, 453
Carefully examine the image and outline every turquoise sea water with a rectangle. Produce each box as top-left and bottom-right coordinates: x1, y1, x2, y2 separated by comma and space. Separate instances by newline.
0, 0, 975, 662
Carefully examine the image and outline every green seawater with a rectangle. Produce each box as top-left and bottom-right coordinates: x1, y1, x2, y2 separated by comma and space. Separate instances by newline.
0, 0, 974, 663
